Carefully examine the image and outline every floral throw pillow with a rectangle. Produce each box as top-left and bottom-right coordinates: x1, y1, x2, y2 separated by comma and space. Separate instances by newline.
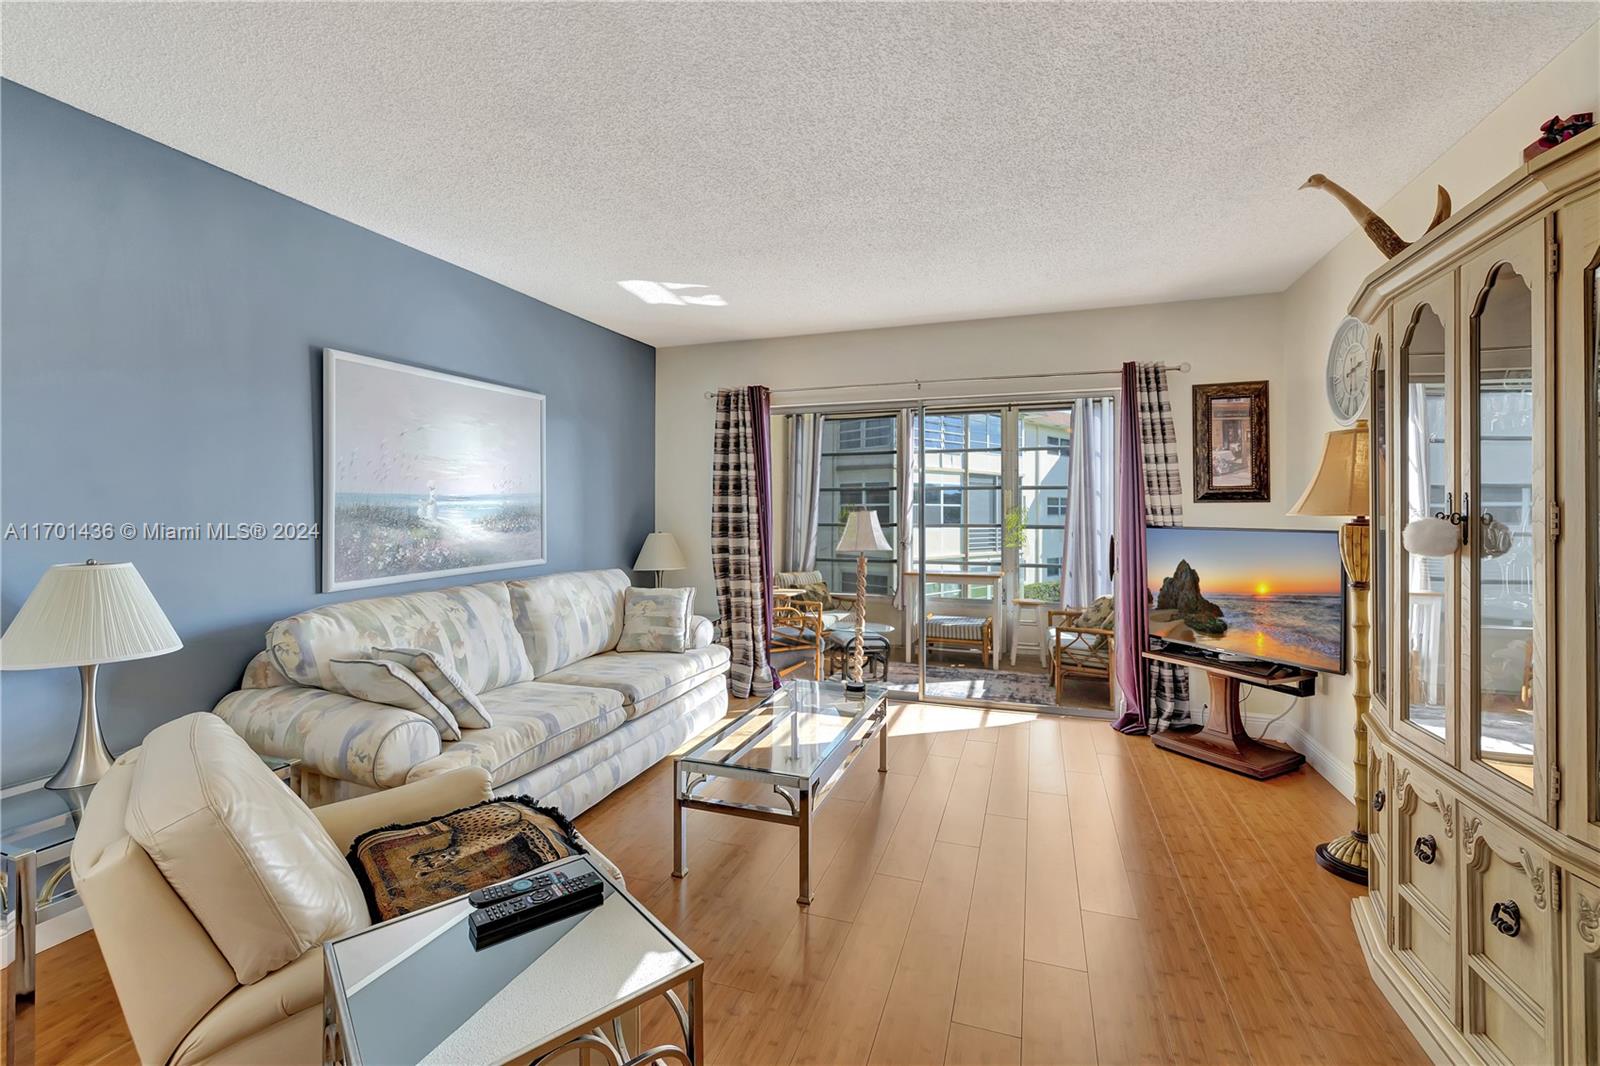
617, 587, 695, 653
373, 647, 492, 729
329, 658, 462, 741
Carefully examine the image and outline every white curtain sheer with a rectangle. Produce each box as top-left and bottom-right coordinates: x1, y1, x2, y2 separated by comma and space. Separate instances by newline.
1061, 396, 1116, 608
783, 413, 825, 571
893, 408, 917, 609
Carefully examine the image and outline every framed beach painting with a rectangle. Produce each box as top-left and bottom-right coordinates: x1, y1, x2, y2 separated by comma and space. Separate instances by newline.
322, 350, 546, 591
1193, 380, 1269, 502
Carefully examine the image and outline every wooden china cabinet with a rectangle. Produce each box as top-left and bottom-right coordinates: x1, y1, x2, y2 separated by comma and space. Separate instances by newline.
1352, 129, 1599, 1064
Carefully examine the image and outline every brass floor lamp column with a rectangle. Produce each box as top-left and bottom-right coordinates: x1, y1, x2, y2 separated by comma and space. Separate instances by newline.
1289, 422, 1371, 884
1317, 517, 1371, 882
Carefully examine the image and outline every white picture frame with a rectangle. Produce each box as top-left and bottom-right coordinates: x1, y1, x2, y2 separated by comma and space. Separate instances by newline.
321, 349, 546, 592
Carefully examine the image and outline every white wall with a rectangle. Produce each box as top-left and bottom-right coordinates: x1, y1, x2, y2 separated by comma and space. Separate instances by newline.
656, 25, 1599, 798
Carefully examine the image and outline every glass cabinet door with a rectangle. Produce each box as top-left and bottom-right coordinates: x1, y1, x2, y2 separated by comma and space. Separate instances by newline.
1372, 337, 1388, 712
1398, 298, 1452, 755
1461, 224, 1549, 812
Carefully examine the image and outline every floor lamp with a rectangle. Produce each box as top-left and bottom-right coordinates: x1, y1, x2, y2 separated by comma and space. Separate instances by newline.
835, 509, 891, 694
1289, 421, 1372, 884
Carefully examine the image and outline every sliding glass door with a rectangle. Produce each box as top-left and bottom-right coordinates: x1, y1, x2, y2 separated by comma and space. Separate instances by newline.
898, 398, 1117, 713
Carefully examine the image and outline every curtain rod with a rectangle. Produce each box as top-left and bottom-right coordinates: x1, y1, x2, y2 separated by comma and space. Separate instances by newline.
701, 362, 1190, 400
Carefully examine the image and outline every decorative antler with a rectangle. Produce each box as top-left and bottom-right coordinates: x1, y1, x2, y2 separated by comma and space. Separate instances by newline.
1300, 175, 1452, 259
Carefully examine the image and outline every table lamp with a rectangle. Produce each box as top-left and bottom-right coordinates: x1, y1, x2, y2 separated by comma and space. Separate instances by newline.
1, 560, 182, 789
634, 531, 687, 587
1288, 421, 1371, 883
835, 509, 891, 694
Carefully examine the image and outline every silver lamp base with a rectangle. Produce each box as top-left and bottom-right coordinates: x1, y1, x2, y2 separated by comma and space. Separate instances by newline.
46, 664, 116, 790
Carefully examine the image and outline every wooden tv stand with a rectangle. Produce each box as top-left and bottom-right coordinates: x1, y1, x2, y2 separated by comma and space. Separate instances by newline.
1143, 647, 1314, 780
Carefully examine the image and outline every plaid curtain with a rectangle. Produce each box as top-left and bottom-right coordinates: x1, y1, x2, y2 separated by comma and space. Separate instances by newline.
1135, 364, 1191, 728
713, 387, 776, 698
1112, 363, 1192, 734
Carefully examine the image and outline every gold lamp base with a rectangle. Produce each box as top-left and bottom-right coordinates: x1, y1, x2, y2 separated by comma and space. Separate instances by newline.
1315, 831, 1370, 885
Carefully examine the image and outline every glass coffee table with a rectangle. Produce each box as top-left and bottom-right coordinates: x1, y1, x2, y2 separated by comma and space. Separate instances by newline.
673, 679, 890, 905
323, 854, 703, 1065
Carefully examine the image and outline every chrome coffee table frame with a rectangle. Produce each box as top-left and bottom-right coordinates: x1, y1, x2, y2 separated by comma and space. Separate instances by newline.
672, 682, 890, 905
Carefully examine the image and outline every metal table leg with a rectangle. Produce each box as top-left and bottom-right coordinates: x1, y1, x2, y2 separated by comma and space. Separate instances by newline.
879, 714, 889, 774
797, 786, 813, 906
671, 761, 689, 881
13, 853, 36, 1000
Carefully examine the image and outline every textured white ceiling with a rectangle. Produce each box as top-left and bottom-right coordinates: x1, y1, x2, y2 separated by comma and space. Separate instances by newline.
3, 3, 1594, 348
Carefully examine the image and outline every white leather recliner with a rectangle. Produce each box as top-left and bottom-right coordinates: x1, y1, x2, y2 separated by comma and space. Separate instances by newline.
69, 713, 569, 1064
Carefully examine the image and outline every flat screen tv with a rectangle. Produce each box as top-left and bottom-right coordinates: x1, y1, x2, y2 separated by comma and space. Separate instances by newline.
1145, 526, 1347, 675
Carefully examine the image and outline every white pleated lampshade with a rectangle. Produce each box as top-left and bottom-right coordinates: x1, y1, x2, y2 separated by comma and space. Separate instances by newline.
836, 510, 891, 553
1, 561, 182, 670
634, 532, 687, 572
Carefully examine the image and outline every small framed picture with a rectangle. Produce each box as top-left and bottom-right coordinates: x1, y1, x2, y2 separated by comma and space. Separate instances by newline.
1193, 381, 1269, 502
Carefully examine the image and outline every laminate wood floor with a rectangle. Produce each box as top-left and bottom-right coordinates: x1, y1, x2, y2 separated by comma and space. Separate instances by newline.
21, 702, 1425, 1066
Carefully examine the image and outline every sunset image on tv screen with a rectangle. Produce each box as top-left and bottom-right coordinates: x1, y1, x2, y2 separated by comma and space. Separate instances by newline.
1145, 527, 1345, 673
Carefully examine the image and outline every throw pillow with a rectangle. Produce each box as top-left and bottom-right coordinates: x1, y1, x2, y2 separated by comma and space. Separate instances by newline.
616, 586, 695, 653
346, 797, 587, 921
328, 658, 462, 741
800, 580, 832, 607
372, 646, 492, 729
1078, 595, 1115, 630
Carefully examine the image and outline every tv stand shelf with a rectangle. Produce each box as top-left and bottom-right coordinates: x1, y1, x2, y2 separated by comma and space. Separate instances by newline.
1142, 647, 1314, 780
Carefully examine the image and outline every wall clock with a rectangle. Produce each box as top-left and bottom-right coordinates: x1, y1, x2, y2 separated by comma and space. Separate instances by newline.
1324, 316, 1370, 426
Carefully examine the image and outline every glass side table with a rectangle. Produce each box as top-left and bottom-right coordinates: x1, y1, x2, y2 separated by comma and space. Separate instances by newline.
323, 854, 703, 1065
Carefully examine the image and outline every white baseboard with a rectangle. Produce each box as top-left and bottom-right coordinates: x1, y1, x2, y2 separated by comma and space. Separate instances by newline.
1, 903, 93, 969
1243, 711, 1356, 801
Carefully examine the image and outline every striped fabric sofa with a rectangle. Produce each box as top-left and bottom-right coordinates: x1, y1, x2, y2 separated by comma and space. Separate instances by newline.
213, 569, 729, 816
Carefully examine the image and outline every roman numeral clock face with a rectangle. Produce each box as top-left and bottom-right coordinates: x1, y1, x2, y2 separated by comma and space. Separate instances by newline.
1326, 316, 1370, 425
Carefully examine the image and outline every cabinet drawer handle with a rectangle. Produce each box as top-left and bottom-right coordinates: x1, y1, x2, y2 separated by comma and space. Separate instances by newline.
1413, 835, 1437, 865
1372, 789, 1386, 812
1490, 900, 1521, 938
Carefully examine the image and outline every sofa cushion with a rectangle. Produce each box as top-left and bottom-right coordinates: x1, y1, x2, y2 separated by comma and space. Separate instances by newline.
373, 646, 492, 729
617, 587, 694, 653
507, 569, 631, 676
406, 681, 627, 786
124, 714, 368, 985
267, 581, 533, 697
329, 658, 461, 741
540, 645, 732, 718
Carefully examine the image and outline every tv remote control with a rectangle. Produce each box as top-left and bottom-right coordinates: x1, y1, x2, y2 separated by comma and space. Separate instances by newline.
468, 869, 604, 949
468, 871, 558, 908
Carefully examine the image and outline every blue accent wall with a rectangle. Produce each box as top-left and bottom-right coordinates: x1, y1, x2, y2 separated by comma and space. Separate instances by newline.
0, 81, 656, 785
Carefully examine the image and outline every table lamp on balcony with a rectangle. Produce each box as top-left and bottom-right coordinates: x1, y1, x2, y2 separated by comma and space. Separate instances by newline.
0, 560, 182, 790
836, 509, 891, 695
1288, 421, 1371, 884
634, 531, 687, 587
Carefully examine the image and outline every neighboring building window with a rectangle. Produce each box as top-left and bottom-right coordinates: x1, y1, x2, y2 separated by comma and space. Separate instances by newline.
1044, 433, 1069, 455
1044, 493, 1067, 518
816, 414, 898, 596
837, 417, 893, 452
916, 412, 1003, 599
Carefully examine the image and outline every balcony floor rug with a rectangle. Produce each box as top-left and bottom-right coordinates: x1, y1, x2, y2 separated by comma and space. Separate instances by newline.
882, 661, 1083, 709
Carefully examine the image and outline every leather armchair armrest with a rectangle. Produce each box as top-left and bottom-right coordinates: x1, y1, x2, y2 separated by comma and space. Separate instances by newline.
314, 767, 494, 853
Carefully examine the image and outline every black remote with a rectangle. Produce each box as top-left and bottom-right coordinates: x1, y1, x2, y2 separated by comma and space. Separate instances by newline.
468, 870, 557, 908
468, 869, 605, 949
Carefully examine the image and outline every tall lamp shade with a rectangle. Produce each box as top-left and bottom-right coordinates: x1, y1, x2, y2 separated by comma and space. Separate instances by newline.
634, 532, 687, 586
835, 510, 891, 693
1, 561, 182, 789
1288, 421, 1375, 885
